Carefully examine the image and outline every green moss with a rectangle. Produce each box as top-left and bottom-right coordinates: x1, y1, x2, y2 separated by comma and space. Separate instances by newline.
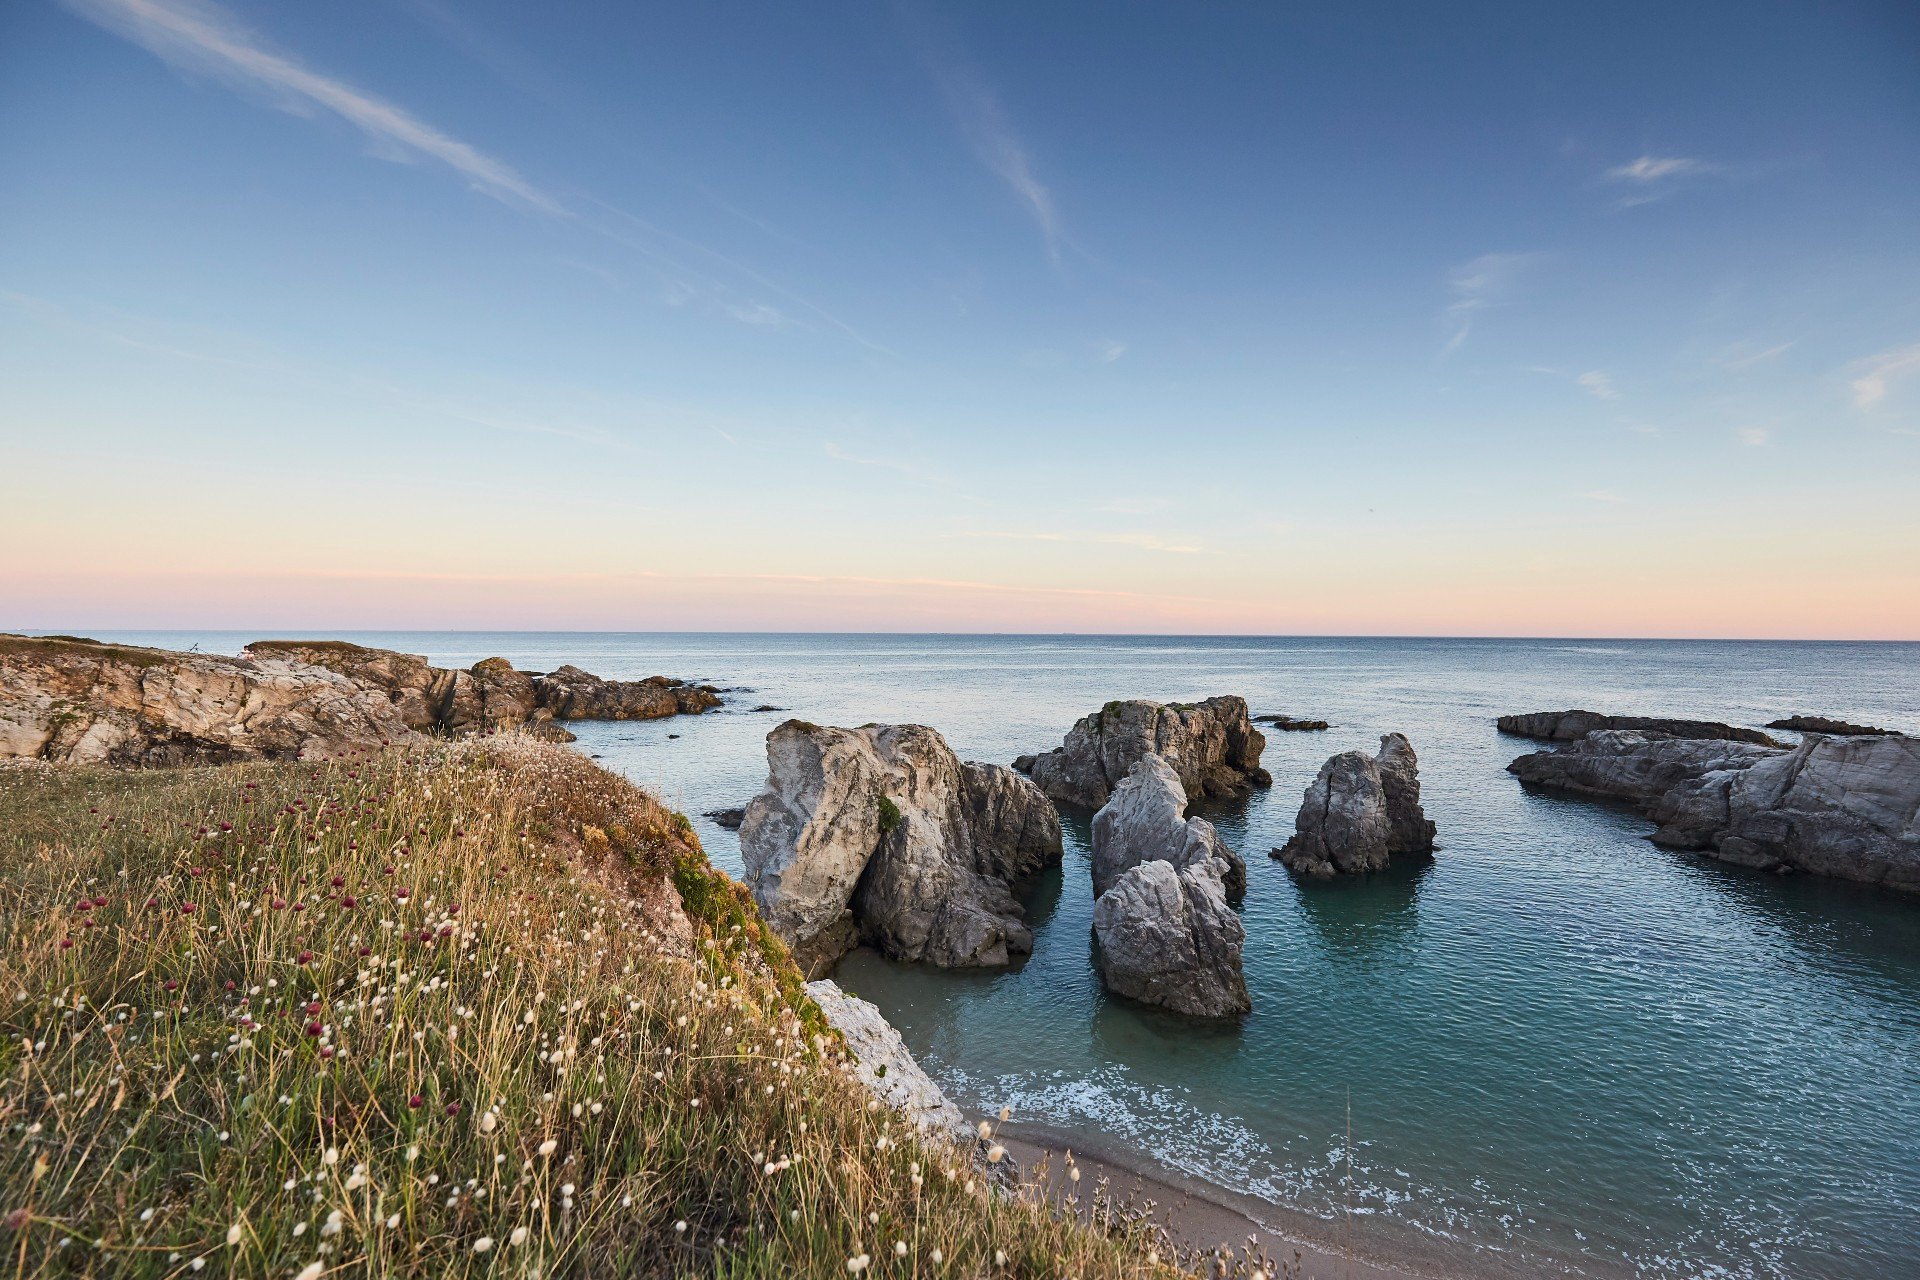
876, 795, 902, 834
669, 850, 832, 1044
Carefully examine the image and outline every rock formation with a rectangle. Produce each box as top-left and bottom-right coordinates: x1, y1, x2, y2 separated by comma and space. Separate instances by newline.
1253, 714, 1330, 731
1020, 696, 1270, 809
1089, 754, 1245, 899
1093, 859, 1250, 1017
740, 720, 1064, 976
0, 634, 416, 765
1509, 726, 1920, 893
1498, 709, 1778, 747
1766, 715, 1898, 738
1275, 734, 1436, 877
804, 979, 972, 1141
254, 641, 719, 742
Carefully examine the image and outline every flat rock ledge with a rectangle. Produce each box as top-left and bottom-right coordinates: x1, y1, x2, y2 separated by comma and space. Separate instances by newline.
1508, 725, 1920, 894
1498, 709, 1778, 747
1089, 753, 1250, 1017
741, 720, 1063, 977
1275, 733, 1437, 877
805, 979, 971, 1143
1020, 695, 1271, 810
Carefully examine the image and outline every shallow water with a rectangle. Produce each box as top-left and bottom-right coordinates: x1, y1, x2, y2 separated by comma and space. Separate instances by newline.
87, 632, 1920, 1278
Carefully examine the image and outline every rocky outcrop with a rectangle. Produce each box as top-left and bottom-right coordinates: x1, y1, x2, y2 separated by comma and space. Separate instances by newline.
1498, 709, 1778, 747
0, 635, 416, 765
1254, 714, 1330, 731
1276, 734, 1436, 877
1089, 754, 1245, 899
1767, 715, 1898, 738
1023, 696, 1270, 810
251, 641, 719, 741
1509, 728, 1920, 893
1093, 859, 1250, 1017
740, 721, 1064, 976
805, 979, 971, 1141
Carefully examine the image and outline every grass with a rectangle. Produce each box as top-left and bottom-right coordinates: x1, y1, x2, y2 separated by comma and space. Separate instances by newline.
0, 737, 1248, 1278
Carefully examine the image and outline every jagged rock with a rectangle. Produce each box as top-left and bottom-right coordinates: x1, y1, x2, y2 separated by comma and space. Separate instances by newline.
740, 721, 1063, 976
0, 635, 416, 765
1498, 709, 1778, 747
804, 979, 971, 1141
538, 665, 721, 720
1376, 733, 1438, 854
1089, 754, 1245, 899
1093, 858, 1250, 1017
1509, 729, 1920, 893
1276, 734, 1436, 877
1767, 715, 1898, 738
1507, 730, 1778, 806
704, 807, 746, 830
1024, 696, 1270, 809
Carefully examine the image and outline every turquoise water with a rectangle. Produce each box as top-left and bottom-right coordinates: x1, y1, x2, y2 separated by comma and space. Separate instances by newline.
80, 633, 1920, 1278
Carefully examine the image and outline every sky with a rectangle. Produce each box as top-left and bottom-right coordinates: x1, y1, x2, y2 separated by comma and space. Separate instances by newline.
2, 0, 1918, 638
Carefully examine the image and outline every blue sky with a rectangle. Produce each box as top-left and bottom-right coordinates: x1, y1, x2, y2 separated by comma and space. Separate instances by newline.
3, 0, 1918, 635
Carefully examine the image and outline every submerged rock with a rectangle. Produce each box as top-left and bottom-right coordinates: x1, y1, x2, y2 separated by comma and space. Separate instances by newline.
1093, 858, 1250, 1017
804, 979, 971, 1141
740, 720, 1063, 976
1089, 754, 1245, 899
1024, 696, 1270, 810
0, 634, 416, 765
1276, 734, 1436, 877
1498, 709, 1778, 747
1509, 727, 1920, 893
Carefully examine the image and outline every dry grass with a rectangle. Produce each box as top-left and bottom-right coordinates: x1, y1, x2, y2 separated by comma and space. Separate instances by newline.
0, 737, 1248, 1278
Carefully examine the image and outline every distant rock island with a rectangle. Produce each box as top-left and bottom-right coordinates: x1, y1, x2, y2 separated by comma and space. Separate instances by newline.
1505, 709, 1919, 894
1014, 695, 1271, 809
0, 634, 719, 765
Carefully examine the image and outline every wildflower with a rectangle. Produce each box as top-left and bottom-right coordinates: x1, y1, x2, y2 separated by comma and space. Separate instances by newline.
674, 1220, 686, 1234
323, 1147, 339, 1166
227, 1225, 242, 1245
473, 1237, 494, 1253
385, 1215, 400, 1229
509, 1227, 528, 1246
931, 1249, 943, 1263
408, 1095, 423, 1109
295, 1264, 324, 1280
995, 1250, 1007, 1265
894, 1242, 908, 1257
987, 1144, 1006, 1163
479, 1112, 497, 1133
538, 1139, 557, 1157
847, 1254, 870, 1273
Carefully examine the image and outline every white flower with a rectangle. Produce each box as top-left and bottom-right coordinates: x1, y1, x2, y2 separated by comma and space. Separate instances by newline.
674, 1221, 687, 1234
322, 1147, 339, 1166
479, 1112, 497, 1133
538, 1139, 557, 1157
931, 1249, 943, 1263
473, 1237, 494, 1253
510, 1226, 528, 1246
894, 1241, 908, 1257
295, 1263, 324, 1280
994, 1249, 1006, 1264
986, 1144, 1006, 1163
227, 1224, 242, 1245
385, 1214, 400, 1229
846, 1255, 870, 1274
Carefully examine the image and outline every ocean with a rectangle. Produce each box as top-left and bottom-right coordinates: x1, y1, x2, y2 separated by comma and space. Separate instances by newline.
79, 632, 1920, 1278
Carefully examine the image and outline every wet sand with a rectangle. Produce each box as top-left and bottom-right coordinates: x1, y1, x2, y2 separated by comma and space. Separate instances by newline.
999, 1123, 1550, 1280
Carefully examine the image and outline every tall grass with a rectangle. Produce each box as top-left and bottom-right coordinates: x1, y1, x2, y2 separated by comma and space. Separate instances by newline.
0, 737, 1255, 1278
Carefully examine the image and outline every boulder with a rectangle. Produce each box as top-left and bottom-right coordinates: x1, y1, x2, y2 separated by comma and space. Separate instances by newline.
1498, 709, 1778, 747
1089, 754, 1245, 899
1025, 696, 1271, 809
1093, 858, 1250, 1017
1276, 734, 1437, 877
1254, 714, 1330, 731
0, 635, 416, 765
804, 979, 972, 1141
740, 720, 1063, 976
1509, 728, 1920, 893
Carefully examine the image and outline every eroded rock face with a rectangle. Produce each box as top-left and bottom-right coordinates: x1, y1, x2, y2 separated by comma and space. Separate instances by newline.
1093, 858, 1250, 1017
740, 720, 1063, 976
1090, 754, 1245, 899
1277, 734, 1436, 877
1025, 696, 1271, 810
1509, 728, 1920, 893
804, 979, 971, 1141
0, 635, 416, 765
1498, 709, 1778, 747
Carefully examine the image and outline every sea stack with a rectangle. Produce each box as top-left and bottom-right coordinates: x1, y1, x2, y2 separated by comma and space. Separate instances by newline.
1020, 695, 1271, 809
1276, 732, 1437, 877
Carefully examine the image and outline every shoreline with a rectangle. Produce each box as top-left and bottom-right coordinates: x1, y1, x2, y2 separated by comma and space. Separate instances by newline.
997, 1120, 1552, 1280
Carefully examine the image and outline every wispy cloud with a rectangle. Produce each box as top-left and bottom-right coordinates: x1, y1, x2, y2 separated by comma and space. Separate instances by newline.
1606, 155, 1707, 182
1712, 340, 1794, 371
1737, 426, 1771, 447
1577, 370, 1619, 401
1440, 252, 1544, 355
1096, 339, 1127, 364
724, 301, 787, 327
1849, 343, 1920, 411
65, 0, 562, 214
822, 441, 939, 482
935, 66, 1061, 262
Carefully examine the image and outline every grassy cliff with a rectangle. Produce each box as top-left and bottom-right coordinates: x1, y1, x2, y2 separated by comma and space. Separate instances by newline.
0, 738, 1189, 1278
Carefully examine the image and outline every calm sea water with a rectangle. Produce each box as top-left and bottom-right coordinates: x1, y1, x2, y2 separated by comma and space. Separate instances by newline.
81, 632, 1920, 1279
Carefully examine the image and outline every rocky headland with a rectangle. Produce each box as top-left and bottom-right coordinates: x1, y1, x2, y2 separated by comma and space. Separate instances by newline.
1507, 710, 1920, 893
1016, 695, 1271, 810
1089, 753, 1251, 1016
0, 634, 720, 766
1275, 733, 1437, 877
739, 720, 1063, 977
